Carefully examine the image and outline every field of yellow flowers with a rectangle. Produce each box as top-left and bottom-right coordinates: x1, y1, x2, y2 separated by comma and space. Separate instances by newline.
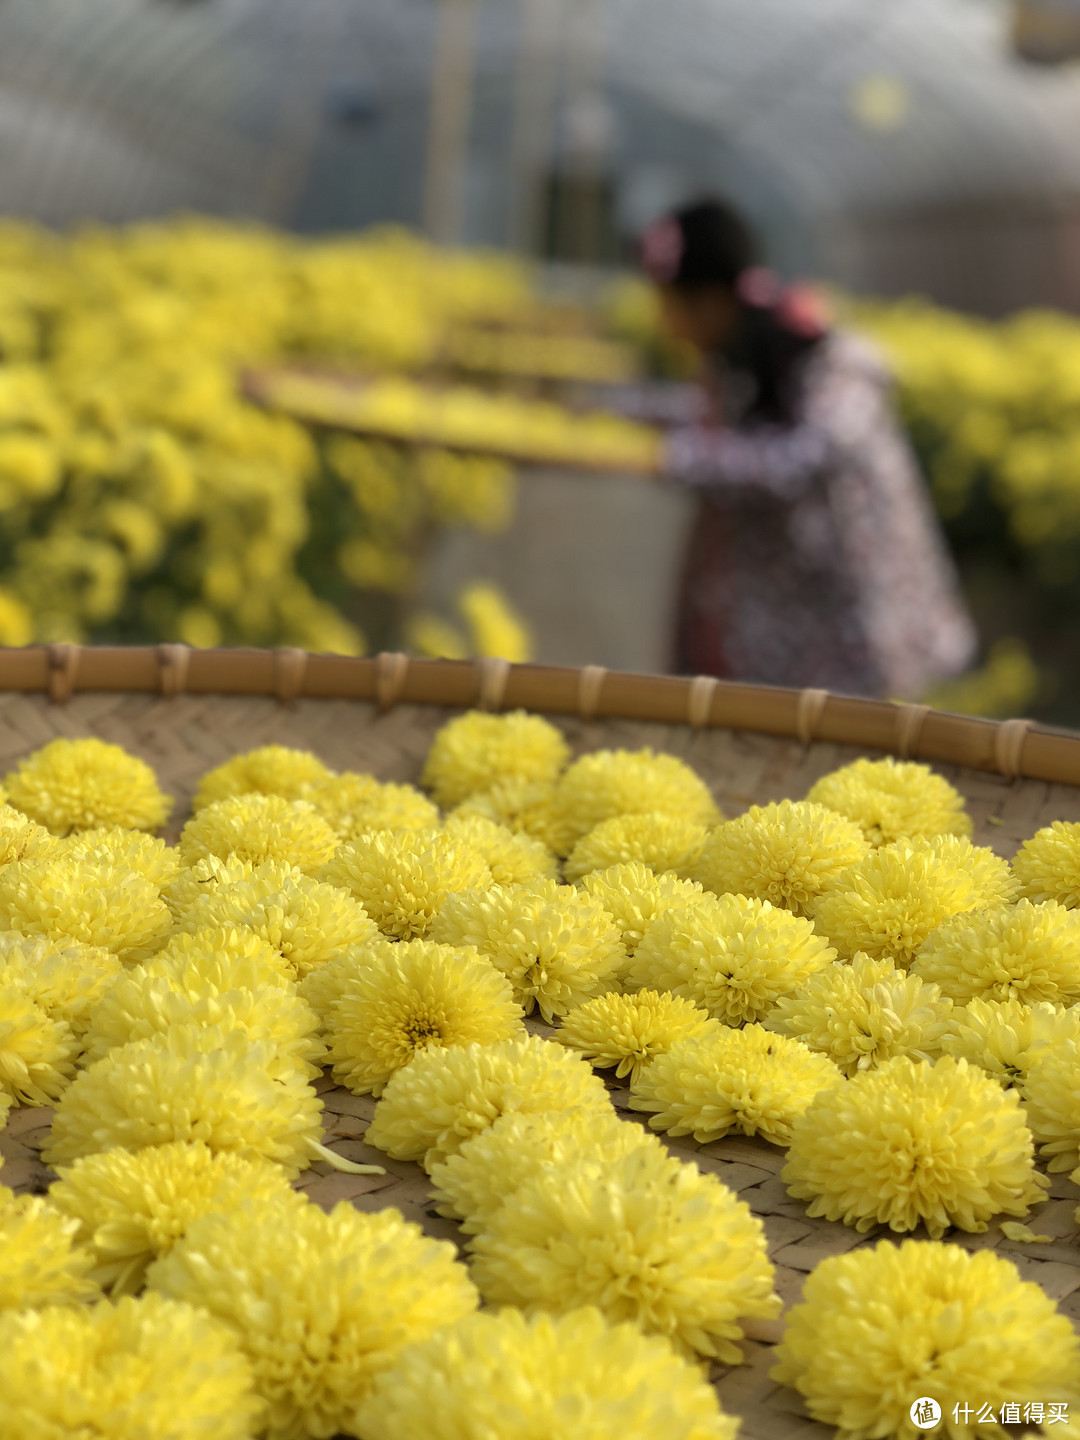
0, 219, 536, 659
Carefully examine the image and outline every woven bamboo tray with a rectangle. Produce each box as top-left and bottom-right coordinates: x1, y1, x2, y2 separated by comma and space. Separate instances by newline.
4, 645, 1080, 1440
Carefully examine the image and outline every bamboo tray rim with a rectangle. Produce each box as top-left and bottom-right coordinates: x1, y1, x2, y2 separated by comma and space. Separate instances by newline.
3, 643, 1076, 789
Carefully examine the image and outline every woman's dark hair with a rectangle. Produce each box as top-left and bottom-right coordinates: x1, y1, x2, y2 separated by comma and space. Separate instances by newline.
641, 197, 825, 424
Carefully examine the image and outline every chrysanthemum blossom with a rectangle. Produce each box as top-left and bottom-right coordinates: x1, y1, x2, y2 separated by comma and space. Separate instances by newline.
148, 1195, 478, 1440
53, 828, 181, 892
694, 800, 869, 916
0, 803, 58, 866
429, 1107, 663, 1233
912, 898, 1080, 1004
626, 892, 834, 1025
551, 748, 721, 857
806, 756, 973, 847
580, 862, 707, 956
325, 938, 523, 1095
322, 828, 491, 940
0, 988, 76, 1105
355, 1306, 739, 1440
1013, 820, 1080, 907
565, 811, 709, 884
162, 853, 261, 920
630, 1025, 841, 1146
0, 931, 121, 1039
453, 777, 577, 856
812, 835, 1018, 967
3, 737, 172, 834
431, 879, 626, 1021
193, 745, 334, 811
303, 774, 440, 839
0, 855, 172, 961
0, 1192, 99, 1309
469, 1144, 779, 1363
365, 1034, 613, 1171
772, 1240, 1078, 1439
0, 1292, 263, 1439
783, 1055, 1047, 1237
145, 925, 295, 989
555, 990, 721, 1085
941, 998, 1080, 1086
422, 709, 570, 808
49, 1140, 301, 1297
443, 811, 558, 885
1023, 1037, 1080, 1172
180, 860, 377, 978
44, 1025, 324, 1177
179, 794, 340, 876
764, 954, 954, 1076
80, 971, 325, 1078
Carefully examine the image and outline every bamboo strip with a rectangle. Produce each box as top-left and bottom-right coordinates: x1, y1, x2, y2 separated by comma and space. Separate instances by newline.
0, 645, 1073, 786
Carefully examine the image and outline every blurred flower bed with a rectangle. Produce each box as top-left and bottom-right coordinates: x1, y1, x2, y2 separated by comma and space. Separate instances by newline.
0, 218, 533, 658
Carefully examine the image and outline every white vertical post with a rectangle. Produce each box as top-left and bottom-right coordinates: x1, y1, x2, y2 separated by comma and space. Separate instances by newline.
507, 0, 562, 255
423, 0, 480, 247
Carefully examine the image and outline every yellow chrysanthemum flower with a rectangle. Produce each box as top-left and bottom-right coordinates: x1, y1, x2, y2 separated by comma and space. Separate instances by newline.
630, 1025, 842, 1146
1023, 1037, 1080, 1172
422, 709, 570, 808
0, 855, 172, 961
555, 990, 720, 1085
812, 836, 1018, 967
80, 970, 325, 1078
322, 828, 491, 940
0, 1293, 263, 1439
911, 898, 1080, 1004
443, 811, 558, 885
550, 748, 721, 857
782, 1055, 1047, 1237
53, 828, 181, 891
564, 811, 709, 884
626, 892, 834, 1025
193, 745, 334, 811
44, 1025, 325, 1177
0, 988, 76, 1105
580, 862, 707, 956
179, 860, 377, 978
49, 1140, 301, 1297
771, 1240, 1079, 1440
453, 776, 577, 856
0, 1192, 99, 1310
0, 931, 121, 1039
179, 794, 340, 876
941, 997, 1080, 1086
325, 938, 523, 1095
148, 1196, 478, 1440
365, 1034, 613, 1171
162, 853, 262, 920
0, 802, 59, 866
356, 1306, 739, 1440
3, 737, 172, 834
431, 879, 626, 1021
694, 800, 870, 916
806, 756, 973, 846
469, 1144, 779, 1363
764, 954, 954, 1076
429, 1106, 664, 1233
146, 925, 295, 988
1013, 820, 1080, 907
302, 773, 440, 838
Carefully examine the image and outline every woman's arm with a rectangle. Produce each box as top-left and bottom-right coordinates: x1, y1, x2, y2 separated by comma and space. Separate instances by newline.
661, 420, 831, 499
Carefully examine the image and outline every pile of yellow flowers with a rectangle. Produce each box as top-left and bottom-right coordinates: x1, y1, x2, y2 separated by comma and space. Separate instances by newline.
0, 218, 534, 659
2, 722, 1080, 1436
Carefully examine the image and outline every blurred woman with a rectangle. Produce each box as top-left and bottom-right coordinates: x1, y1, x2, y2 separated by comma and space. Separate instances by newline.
634, 198, 975, 698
